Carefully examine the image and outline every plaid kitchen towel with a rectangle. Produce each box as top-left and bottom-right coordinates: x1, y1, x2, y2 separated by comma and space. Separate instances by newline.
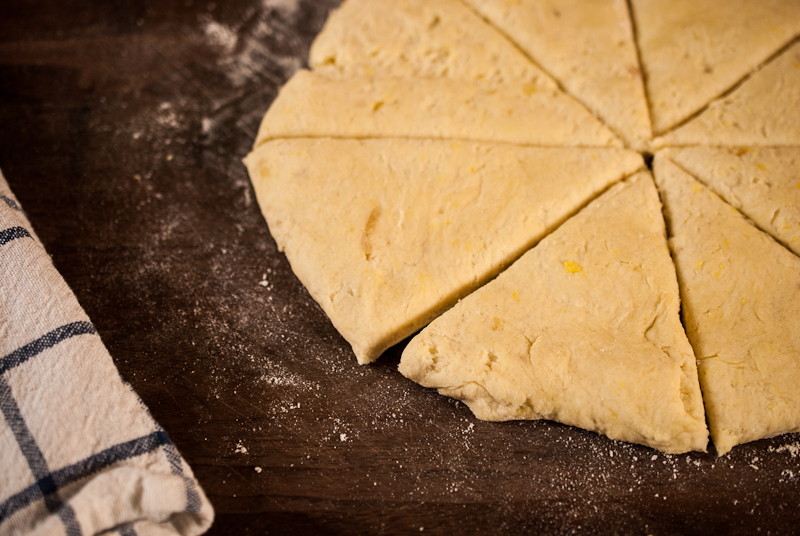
0, 170, 214, 536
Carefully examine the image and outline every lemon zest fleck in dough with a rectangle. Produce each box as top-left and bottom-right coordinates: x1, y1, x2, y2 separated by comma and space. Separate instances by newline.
563, 260, 583, 273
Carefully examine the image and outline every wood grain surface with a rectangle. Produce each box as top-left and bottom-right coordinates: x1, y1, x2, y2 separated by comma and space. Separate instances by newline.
1, 1, 799, 534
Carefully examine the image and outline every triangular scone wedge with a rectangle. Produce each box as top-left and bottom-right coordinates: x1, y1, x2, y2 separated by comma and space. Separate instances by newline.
662, 147, 800, 256
630, 0, 800, 135
654, 156, 800, 456
655, 42, 800, 147
462, 0, 651, 150
244, 139, 643, 364
308, 0, 556, 89
399, 172, 708, 454
253, 70, 621, 148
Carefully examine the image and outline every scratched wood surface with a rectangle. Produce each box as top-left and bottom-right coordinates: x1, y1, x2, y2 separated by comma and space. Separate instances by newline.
1, 1, 799, 534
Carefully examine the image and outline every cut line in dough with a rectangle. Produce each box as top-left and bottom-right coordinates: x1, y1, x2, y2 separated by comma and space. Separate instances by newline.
254, 69, 621, 148
245, 139, 643, 364
400, 171, 708, 454
654, 155, 800, 455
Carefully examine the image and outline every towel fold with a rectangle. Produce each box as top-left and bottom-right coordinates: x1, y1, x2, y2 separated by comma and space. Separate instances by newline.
0, 170, 214, 536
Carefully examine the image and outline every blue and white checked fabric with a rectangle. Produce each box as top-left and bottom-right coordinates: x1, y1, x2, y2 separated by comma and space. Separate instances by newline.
0, 170, 214, 536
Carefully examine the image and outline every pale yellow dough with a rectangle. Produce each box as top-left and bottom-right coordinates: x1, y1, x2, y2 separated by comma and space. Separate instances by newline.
399, 172, 709, 454
246, 0, 800, 454
254, 70, 621, 148
654, 156, 800, 455
662, 147, 800, 257
630, 0, 800, 135
244, 139, 643, 364
655, 41, 800, 147
308, 0, 556, 89
463, 0, 651, 150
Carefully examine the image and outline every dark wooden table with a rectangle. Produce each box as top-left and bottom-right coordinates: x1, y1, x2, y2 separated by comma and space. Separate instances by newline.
2, 1, 799, 534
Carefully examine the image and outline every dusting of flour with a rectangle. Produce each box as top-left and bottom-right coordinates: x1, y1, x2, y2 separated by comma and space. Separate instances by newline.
262, 0, 302, 21
201, 0, 303, 89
